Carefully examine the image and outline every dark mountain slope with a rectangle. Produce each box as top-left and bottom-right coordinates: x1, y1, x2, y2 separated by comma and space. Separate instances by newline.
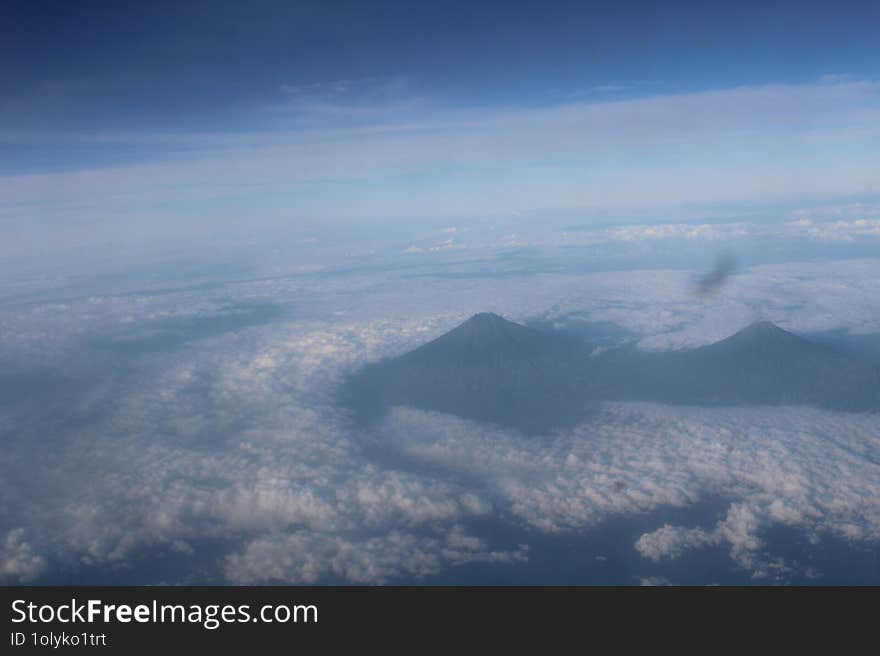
343, 313, 592, 433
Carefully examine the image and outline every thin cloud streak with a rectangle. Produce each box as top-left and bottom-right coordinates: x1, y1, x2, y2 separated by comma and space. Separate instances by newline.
1, 79, 879, 270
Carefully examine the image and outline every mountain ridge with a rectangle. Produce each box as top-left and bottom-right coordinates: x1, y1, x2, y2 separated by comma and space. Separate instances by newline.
343, 313, 880, 434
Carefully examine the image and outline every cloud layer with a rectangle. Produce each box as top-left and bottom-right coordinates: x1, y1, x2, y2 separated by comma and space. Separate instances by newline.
1, 257, 879, 583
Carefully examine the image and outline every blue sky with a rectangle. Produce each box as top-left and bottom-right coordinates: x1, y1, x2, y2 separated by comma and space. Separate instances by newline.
2, 0, 880, 275
4, 0, 879, 132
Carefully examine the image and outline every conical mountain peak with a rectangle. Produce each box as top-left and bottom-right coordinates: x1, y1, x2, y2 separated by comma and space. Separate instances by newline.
465, 311, 506, 324
727, 320, 800, 345
456, 312, 510, 331
699, 319, 825, 360
423, 312, 553, 354
453, 312, 522, 335
345, 311, 586, 433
